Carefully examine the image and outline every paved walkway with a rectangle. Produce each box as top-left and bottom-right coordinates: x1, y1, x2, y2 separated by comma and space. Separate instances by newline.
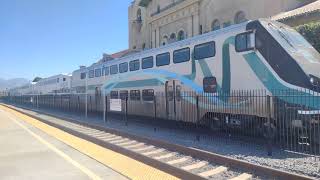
0, 106, 128, 180
0, 105, 179, 180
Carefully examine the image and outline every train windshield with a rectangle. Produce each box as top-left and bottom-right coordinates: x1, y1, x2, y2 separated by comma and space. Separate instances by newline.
262, 21, 320, 78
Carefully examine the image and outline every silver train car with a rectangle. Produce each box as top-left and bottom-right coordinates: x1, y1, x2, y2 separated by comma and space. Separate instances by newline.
9, 74, 71, 96
70, 19, 319, 126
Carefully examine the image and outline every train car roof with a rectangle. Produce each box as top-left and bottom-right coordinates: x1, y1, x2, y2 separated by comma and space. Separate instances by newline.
91, 20, 250, 68
73, 19, 276, 72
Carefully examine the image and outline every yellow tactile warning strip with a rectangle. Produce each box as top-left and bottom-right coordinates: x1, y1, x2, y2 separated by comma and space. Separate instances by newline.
4, 110, 102, 180
0, 105, 179, 180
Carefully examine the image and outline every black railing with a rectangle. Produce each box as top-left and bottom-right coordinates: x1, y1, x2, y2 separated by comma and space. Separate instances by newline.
2, 88, 320, 156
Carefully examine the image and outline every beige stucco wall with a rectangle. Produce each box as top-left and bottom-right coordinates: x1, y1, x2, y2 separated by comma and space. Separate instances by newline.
129, 0, 304, 50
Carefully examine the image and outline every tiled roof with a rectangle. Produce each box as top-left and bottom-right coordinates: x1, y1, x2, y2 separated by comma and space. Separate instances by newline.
272, 0, 320, 21
111, 49, 131, 59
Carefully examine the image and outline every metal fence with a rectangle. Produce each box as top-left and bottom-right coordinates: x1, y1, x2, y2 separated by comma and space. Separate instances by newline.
2, 88, 320, 156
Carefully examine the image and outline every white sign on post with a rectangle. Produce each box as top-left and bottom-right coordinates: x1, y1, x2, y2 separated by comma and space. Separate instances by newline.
110, 99, 122, 112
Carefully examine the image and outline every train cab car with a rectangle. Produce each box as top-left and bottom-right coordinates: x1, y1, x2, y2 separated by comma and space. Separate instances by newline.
34, 74, 71, 94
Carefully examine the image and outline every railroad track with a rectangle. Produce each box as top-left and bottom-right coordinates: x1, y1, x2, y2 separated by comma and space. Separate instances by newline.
2, 104, 314, 180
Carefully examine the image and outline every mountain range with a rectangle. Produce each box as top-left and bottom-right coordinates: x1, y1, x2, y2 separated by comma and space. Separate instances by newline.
0, 78, 30, 91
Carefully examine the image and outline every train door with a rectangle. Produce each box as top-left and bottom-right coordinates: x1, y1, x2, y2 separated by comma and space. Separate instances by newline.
165, 80, 182, 120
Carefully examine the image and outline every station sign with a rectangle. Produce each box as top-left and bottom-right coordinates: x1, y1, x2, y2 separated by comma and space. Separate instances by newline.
110, 99, 122, 112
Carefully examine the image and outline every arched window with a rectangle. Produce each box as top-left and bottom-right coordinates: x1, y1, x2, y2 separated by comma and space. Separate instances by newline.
177, 30, 185, 41
137, 9, 142, 22
234, 11, 247, 24
157, 5, 160, 13
162, 35, 168, 46
211, 19, 220, 31
169, 33, 176, 43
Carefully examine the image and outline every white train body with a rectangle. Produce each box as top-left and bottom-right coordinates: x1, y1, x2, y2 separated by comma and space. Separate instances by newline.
9, 19, 320, 125
34, 74, 71, 94
69, 19, 320, 121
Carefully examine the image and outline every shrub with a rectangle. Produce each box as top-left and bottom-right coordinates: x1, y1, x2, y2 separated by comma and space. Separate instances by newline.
295, 22, 320, 53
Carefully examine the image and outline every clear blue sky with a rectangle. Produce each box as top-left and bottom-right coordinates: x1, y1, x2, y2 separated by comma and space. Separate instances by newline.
0, 0, 131, 80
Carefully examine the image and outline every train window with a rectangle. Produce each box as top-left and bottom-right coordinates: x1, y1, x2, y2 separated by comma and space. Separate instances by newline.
235, 31, 255, 52
95, 68, 102, 77
129, 60, 140, 71
120, 90, 129, 100
89, 70, 94, 78
102, 67, 109, 76
142, 89, 154, 101
194, 41, 215, 60
80, 73, 86, 79
173, 47, 190, 63
203, 77, 217, 93
130, 90, 141, 101
110, 65, 118, 75
110, 91, 118, 99
119, 62, 128, 73
156, 52, 170, 66
142, 56, 154, 69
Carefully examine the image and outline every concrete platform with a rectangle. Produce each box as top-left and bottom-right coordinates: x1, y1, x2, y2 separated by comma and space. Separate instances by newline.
0, 108, 128, 180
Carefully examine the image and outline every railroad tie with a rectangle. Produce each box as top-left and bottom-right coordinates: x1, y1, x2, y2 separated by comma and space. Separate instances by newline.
229, 173, 252, 180
116, 140, 136, 146
109, 138, 129, 144
166, 157, 189, 165
153, 153, 176, 160
142, 149, 165, 156
95, 134, 113, 139
181, 161, 207, 171
97, 134, 116, 139
68, 128, 87, 133
88, 132, 108, 137
101, 136, 122, 142
133, 145, 154, 152
123, 143, 145, 149
83, 130, 103, 135
198, 166, 228, 177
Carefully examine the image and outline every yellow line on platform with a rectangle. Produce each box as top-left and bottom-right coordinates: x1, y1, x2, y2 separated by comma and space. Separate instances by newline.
0, 105, 179, 180
2, 110, 102, 180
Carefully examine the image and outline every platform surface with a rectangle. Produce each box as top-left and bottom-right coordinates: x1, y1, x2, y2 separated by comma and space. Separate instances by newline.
0, 105, 178, 180
0, 107, 128, 180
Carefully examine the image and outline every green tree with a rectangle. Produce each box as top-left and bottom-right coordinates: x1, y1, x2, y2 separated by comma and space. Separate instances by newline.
295, 22, 320, 53
32, 77, 42, 82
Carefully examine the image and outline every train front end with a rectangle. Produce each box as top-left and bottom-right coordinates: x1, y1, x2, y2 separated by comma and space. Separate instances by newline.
243, 19, 320, 145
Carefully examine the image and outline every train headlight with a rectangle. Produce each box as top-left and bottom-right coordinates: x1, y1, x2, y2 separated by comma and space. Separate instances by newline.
310, 77, 315, 84
310, 75, 320, 87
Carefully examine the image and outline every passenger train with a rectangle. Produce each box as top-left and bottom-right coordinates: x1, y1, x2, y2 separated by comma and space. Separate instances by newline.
11, 74, 71, 95
9, 19, 320, 140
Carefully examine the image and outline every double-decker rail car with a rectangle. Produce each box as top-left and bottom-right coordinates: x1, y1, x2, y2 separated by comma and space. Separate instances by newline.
11, 18, 319, 144
33, 74, 71, 95
70, 19, 320, 141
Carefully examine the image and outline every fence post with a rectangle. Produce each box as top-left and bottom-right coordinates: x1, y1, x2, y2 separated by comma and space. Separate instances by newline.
68, 95, 71, 111
125, 97, 128, 126
196, 94, 200, 141
154, 96, 157, 132
267, 95, 273, 156
37, 95, 39, 109
104, 95, 107, 123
